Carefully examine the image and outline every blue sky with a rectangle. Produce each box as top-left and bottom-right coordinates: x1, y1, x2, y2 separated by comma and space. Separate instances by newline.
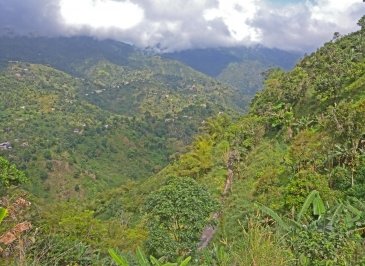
0, 0, 364, 52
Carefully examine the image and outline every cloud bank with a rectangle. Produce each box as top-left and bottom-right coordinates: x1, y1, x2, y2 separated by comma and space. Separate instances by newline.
0, 0, 364, 52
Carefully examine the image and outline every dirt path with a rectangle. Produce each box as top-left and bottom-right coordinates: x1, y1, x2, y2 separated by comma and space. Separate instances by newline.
198, 151, 237, 250
198, 212, 220, 250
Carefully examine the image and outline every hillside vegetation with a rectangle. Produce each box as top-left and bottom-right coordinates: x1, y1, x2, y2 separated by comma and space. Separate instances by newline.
164, 46, 302, 97
0, 59, 247, 200
0, 36, 301, 104
1, 18, 365, 266
71, 19, 365, 265
0, 63, 171, 199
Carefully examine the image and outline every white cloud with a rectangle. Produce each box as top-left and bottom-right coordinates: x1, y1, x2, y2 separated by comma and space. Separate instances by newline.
309, 0, 360, 28
1, 0, 364, 52
204, 0, 261, 42
253, 0, 365, 51
60, 0, 144, 30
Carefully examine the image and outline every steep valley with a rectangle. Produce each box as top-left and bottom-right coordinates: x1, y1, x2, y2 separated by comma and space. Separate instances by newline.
1, 20, 365, 265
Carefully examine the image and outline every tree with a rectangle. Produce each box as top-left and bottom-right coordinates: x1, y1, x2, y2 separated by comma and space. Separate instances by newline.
144, 177, 218, 259
283, 171, 333, 211
0, 156, 28, 193
332, 32, 341, 41
358, 15, 365, 56
357, 15, 365, 31
175, 136, 214, 178
324, 100, 365, 186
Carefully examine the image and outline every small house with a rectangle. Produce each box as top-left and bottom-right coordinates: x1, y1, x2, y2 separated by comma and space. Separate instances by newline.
0, 142, 12, 150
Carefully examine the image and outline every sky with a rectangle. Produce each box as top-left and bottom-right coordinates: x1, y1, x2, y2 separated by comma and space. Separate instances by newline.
0, 0, 364, 52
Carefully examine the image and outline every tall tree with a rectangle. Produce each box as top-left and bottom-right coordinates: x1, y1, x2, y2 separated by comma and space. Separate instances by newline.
144, 177, 217, 259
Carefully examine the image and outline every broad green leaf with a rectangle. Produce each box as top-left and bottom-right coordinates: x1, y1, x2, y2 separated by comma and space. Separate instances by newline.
108, 248, 129, 266
297, 190, 325, 222
149, 256, 162, 266
149, 256, 178, 266
350, 197, 365, 209
179, 256, 191, 266
313, 194, 326, 216
136, 247, 150, 266
329, 203, 344, 226
256, 203, 290, 231
347, 203, 362, 217
0, 208, 7, 224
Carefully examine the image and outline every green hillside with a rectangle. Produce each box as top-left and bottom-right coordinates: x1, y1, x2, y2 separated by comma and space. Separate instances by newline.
47, 20, 365, 265
0, 36, 135, 74
0, 59, 246, 201
164, 46, 302, 98
77, 58, 243, 117
2, 18, 365, 266
0, 63, 173, 199
0, 36, 301, 107
217, 60, 267, 96
153, 25, 365, 265
0, 36, 248, 147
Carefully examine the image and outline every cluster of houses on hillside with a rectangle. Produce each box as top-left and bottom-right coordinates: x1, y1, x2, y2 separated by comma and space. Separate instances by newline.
0, 142, 12, 150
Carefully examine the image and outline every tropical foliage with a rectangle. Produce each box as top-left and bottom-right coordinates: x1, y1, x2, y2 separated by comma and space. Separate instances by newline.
1, 15, 365, 266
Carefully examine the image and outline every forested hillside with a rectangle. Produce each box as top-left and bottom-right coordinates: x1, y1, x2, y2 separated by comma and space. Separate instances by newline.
0, 58, 246, 201
134, 20, 365, 265
0, 36, 248, 145
0, 36, 302, 104
0, 62, 172, 199
164, 46, 302, 97
0, 36, 135, 75
1, 17, 365, 266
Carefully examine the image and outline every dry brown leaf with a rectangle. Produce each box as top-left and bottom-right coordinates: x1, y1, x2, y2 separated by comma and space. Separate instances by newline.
12, 222, 32, 235
0, 232, 17, 245
0, 221, 32, 245
14, 198, 31, 208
